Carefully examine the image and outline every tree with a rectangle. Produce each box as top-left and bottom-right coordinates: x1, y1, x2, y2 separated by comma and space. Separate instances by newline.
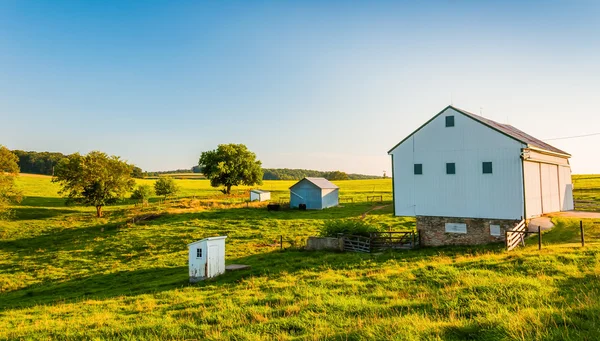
326, 170, 349, 181
199, 144, 263, 194
191, 165, 203, 174
131, 184, 153, 206
131, 166, 144, 179
53, 151, 135, 217
154, 177, 178, 199
0, 146, 22, 217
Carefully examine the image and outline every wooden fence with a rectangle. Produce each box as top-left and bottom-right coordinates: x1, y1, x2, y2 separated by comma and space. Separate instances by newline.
339, 231, 418, 253
341, 234, 372, 253
574, 200, 600, 211
370, 231, 417, 250
505, 219, 528, 251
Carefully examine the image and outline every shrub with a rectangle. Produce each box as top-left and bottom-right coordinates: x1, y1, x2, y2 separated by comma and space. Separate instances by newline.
319, 219, 381, 237
131, 185, 153, 203
154, 177, 179, 199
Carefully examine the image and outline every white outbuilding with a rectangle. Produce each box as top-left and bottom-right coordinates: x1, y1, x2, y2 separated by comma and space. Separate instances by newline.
250, 189, 271, 202
388, 105, 574, 246
188, 236, 227, 283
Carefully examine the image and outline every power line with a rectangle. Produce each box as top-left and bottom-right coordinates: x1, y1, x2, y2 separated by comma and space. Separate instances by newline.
543, 132, 600, 141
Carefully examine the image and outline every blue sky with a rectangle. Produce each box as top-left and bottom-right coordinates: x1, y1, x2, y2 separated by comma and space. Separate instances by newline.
1, 1, 599, 175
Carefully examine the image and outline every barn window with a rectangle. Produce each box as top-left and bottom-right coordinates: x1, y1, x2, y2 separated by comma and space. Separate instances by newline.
445, 223, 467, 234
482, 162, 493, 174
446, 163, 455, 174
414, 164, 423, 175
445, 116, 455, 127
490, 224, 501, 236
196, 248, 202, 258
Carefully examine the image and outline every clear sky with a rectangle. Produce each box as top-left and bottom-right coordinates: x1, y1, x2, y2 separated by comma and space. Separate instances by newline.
1, 1, 599, 175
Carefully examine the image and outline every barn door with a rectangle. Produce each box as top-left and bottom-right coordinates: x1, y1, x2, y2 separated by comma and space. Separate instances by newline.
540, 163, 560, 213
524, 161, 542, 218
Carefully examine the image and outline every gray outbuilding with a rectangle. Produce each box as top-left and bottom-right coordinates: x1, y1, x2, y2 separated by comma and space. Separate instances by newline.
290, 177, 339, 210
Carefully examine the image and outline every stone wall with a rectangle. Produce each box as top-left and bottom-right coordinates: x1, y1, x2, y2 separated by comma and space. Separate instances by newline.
417, 216, 521, 246
305, 237, 343, 251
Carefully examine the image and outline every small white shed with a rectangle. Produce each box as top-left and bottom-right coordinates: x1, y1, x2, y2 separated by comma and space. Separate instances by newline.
188, 236, 227, 283
250, 189, 270, 202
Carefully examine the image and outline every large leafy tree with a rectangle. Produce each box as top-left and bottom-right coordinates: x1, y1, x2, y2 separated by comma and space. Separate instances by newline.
0, 146, 22, 217
199, 144, 263, 194
53, 151, 135, 217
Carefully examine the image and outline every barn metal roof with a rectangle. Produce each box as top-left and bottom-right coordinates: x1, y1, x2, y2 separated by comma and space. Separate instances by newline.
388, 105, 571, 157
452, 107, 570, 156
290, 177, 339, 189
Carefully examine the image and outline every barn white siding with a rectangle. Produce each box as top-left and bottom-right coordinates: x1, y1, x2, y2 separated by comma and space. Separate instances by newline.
391, 107, 526, 220
391, 137, 416, 216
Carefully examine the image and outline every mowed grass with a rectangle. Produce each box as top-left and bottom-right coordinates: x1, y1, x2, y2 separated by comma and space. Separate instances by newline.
1, 174, 600, 340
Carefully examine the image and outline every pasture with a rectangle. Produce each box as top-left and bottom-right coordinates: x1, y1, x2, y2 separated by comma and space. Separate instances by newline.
1, 174, 600, 340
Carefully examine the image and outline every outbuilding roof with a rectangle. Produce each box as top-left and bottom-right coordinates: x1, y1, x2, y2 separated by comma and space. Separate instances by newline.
388, 105, 570, 157
250, 189, 269, 194
290, 177, 339, 190
188, 236, 227, 246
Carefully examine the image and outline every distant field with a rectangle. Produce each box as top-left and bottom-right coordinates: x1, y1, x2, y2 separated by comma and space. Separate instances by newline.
1, 174, 600, 340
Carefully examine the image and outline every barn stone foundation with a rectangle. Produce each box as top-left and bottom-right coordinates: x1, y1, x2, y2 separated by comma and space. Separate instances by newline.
305, 237, 343, 251
417, 216, 521, 246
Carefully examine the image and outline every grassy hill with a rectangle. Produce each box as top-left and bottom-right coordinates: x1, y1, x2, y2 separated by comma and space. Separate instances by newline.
1, 174, 600, 340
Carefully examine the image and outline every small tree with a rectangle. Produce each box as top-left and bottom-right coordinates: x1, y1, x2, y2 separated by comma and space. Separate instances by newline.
154, 177, 178, 199
53, 151, 135, 217
131, 166, 144, 179
0, 146, 23, 217
199, 144, 263, 194
131, 184, 153, 206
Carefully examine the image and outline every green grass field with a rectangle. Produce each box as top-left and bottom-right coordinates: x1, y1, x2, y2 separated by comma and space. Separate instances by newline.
1, 174, 600, 340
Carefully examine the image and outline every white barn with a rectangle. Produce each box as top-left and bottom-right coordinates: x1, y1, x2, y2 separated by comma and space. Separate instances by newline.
250, 189, 270, 202
188, 236, 227, 282
388, 105, 574, 246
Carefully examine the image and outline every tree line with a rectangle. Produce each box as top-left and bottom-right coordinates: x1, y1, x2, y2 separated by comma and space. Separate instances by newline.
11, 150, 144, 178
10, 150, 381, 181
262, 168, 380, 180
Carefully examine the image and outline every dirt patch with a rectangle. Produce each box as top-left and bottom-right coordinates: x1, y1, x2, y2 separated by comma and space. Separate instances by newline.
360, 205, 391, 219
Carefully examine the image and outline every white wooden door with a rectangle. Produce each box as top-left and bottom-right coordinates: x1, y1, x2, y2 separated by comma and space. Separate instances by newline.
523, 161, 542, 218
541, 163, 560, 213
208, 245, 219, 278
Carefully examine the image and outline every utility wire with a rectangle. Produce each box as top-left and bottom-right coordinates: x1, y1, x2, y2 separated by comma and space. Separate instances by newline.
543, 132, 600, 141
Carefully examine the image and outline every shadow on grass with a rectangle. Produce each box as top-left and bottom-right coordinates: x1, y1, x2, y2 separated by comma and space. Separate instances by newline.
0, 266, 189, 311
20, 196, 67, 208
148, 202, 395, 224
0, 244, 504, 311
11, 207, 81, 220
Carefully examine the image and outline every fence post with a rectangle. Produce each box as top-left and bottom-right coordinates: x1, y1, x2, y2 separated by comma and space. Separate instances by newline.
411, 232, 415, 248
505, 230, 509, 250
538, 226, 542, 250
581, 220, 585, 247
280, 235, 283, 251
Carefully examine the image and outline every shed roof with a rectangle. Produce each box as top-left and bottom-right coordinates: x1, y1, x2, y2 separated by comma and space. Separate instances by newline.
188, 236, 227, 246
388, 105, 570, 157
250, 189, 269, 194
290, 177, 339, 190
